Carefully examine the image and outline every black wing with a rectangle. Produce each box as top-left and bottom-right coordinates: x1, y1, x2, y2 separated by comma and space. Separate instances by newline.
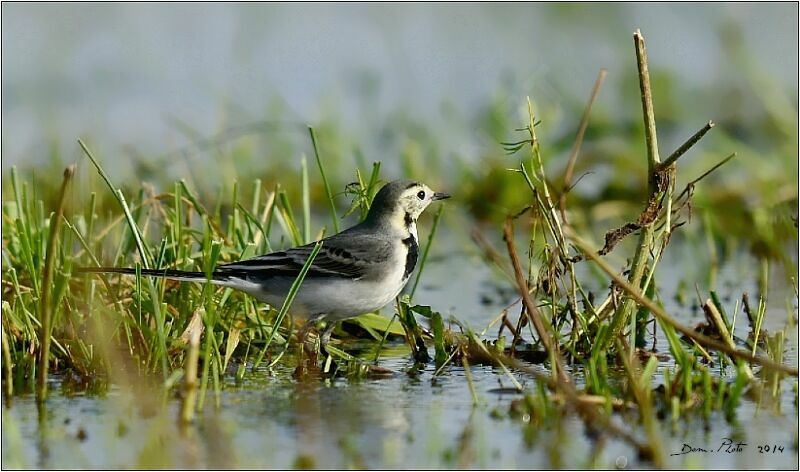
216, 232, 392, 280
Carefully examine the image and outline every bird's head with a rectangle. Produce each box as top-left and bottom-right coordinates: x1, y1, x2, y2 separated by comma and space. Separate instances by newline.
365, 180, 450, 230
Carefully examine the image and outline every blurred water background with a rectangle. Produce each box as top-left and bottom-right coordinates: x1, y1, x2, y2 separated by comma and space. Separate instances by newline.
3, 3, 797, 178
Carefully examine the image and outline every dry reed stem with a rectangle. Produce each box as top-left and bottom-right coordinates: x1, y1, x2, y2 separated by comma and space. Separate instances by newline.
180, 310, 204, 424
569, 230, 799, 376
560, 69, 608, 224
503, 218, 569, 385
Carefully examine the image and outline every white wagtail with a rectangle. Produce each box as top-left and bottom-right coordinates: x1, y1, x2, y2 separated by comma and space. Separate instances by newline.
78, 180, 450, 345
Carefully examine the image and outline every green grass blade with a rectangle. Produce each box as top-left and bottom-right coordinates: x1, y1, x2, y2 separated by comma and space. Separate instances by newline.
308, 127, 339, 233
301, 156, 311, 243
410, 204, 444, 298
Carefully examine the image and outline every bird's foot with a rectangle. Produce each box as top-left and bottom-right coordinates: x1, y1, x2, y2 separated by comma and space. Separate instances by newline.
296, 316, 323, 355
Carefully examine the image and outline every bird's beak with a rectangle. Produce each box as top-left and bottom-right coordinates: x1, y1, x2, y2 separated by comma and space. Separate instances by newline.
432, 192, 451, 201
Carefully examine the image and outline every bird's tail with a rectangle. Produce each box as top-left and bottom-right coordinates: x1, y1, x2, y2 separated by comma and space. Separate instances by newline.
75, 266, 236, 286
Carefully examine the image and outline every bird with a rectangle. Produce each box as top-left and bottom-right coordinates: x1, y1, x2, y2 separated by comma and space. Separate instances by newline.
77, 180, 450, 347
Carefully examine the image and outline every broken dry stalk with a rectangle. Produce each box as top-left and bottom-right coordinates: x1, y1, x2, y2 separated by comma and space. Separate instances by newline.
602, 30, 714, 354
604, 30, 663, 354
659, 121, 715, 169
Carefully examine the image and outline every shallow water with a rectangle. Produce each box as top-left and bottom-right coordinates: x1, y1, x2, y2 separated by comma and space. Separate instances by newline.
2, 351, 797, 469
2, 237, 798, 469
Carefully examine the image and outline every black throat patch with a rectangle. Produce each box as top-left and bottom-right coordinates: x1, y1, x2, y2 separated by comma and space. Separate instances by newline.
402, 235, 419, 279
404, 212, 414, 228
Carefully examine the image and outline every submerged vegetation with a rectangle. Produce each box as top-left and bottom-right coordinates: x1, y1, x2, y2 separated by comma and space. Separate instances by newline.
2, 30, 798, 468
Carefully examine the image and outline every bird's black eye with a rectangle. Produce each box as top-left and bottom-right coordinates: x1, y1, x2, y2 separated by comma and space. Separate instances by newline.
417, 191, 426, 200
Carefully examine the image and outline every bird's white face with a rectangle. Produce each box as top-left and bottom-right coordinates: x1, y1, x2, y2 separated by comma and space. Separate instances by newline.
398, 183, 434, 219
365, 180, 450, 233
392, 183, 450, 226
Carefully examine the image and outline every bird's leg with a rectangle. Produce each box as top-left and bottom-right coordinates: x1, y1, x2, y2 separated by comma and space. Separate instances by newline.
298, 314, 327, 358
297, 314, 325, 341
319, 322, 337, 356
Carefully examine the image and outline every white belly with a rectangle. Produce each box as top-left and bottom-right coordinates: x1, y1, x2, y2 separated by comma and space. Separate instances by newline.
232, 251, 410, 321
294, 274, 409, 321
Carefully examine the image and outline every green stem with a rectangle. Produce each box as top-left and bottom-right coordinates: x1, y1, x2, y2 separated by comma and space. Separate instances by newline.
410, 205, 444, 298
37, 165, 75, 403
308, 127, 340, 233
